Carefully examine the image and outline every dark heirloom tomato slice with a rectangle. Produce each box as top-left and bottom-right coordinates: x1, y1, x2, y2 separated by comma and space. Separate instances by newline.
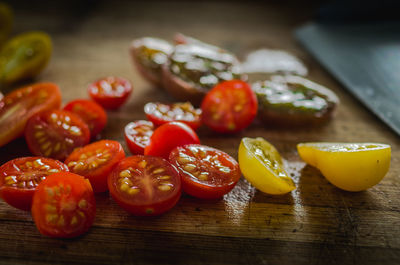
25, 110, 90, 160
169, 144, 240, 199
63, 99, 107, 138
144, 121, 200, 159
0, 157, 68, 211
108, 155, 181, 216
31, 172, 96, 238
0, 82, 61, 148
124, 120, 154, 155
201, 80, 257, 133
88, 76, 132, 110
144, 102, 201, 130
65, 140, 125, 193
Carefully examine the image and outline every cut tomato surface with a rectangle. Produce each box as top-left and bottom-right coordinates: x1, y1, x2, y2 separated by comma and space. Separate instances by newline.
124, 120, 154, 155
0, 157, 68, 210
25, 110, 90, 160
32, 172, 96, 238
144, 102, 201, 130
65, 140, 125, 193
0, 82, 61, 147
88, 76, 132, 110
144, 121, 200, 159
201, 80, 257, 133
63, 99, 107, 138
169, 144, 240, 199
108, 155, 181, 216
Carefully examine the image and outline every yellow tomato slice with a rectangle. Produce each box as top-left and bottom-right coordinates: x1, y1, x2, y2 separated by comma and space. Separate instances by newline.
238, 137, 295, 195
297, 142, 391, 192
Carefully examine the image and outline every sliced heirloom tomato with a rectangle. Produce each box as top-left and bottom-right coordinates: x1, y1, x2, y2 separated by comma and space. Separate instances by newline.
169, 144, 240, 199
63, 99, 107, 138
144, 102, 201, 130
65, 140, 125, 193
88, 76, 132, 110
144, 121, 200, 159
0, 157, 68, 210
238, 137, 295, 195
0, 82, 61, 147
201, 80, 257, 133
108, 155, 181, 216
25, 110, 90, 160
124, 120, 154, 155
32, 172, 96, 238
297, 142, 391, 192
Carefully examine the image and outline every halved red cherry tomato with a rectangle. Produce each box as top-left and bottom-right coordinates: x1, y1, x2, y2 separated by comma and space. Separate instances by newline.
144, 121, 200, 159
108, 155, 181, 216
88, 76, 132, 109
25, 110, 90, 160
0, 82, 61, 147
201, 80, 257, 133
65, 140, 125, 193
31, 172, 96, 238
144, 102, 201, 130
169, 144, 240, 199
0, 157, 68, 211
124, 120, 154, 155
63, 99, 107, 138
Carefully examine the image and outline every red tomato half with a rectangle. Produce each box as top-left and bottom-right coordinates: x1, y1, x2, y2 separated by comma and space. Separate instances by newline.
144, 121, 200, 159
201, 80, 257, 133
0, 82, 61, 147
88, 76, 132, 109
0, 157, 68, 210
169, 144, 240, 199
108, 155, 181, 216
124, 120, 154, 155
63, 99, 107, 138
144, 102, 201, 130
25, 110, 90, 160
31, 172, 96, 238
65, 140, 125, 193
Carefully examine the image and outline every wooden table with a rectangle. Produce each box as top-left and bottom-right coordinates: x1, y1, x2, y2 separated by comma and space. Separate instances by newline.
1, 1, 399, 264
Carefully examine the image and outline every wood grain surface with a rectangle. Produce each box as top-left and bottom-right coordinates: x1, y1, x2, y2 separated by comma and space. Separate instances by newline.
1, 1, 399, 264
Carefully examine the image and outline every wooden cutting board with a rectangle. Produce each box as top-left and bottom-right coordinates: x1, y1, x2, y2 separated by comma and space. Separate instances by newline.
0, 1, 399, 264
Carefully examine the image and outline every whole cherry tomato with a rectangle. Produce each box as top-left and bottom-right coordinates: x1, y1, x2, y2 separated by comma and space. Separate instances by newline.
88, 76, 132, 109
124, 120, 154, 155
201, 80, 257, 133
144, 121, 200, 159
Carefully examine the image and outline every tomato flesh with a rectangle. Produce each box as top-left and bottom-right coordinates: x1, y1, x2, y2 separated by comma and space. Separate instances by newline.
144, 102, 201, 130
88, 76, 132, 109
0, 157, 68, 210
169, 144, 240, 199
108, 155, 181, 216
0, 82, 61, 147
63, 99, 107, 138
25, 110, 90, 160
65, 140, 125, 193
201, 80, 257, 133
32, 172, 96, 238
144, 121, 200, 159
124, 120, 154, 155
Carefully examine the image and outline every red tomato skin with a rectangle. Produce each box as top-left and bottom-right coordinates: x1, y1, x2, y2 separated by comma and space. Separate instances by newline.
65, 140, 125, 193
0, 157, 69, 211
63, 99, 107, 138
201, 80, 258, 133
0, 82, 61, 147
144, 121, 200, 159
31, 172, 96, 238
124, 120, 154, 155
108, 155, 181, 216
88, 77, 132, 110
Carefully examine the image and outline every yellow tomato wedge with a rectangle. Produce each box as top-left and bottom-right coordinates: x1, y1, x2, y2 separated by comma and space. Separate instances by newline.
238, 137, 295, 195
297, 142, 391, 192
